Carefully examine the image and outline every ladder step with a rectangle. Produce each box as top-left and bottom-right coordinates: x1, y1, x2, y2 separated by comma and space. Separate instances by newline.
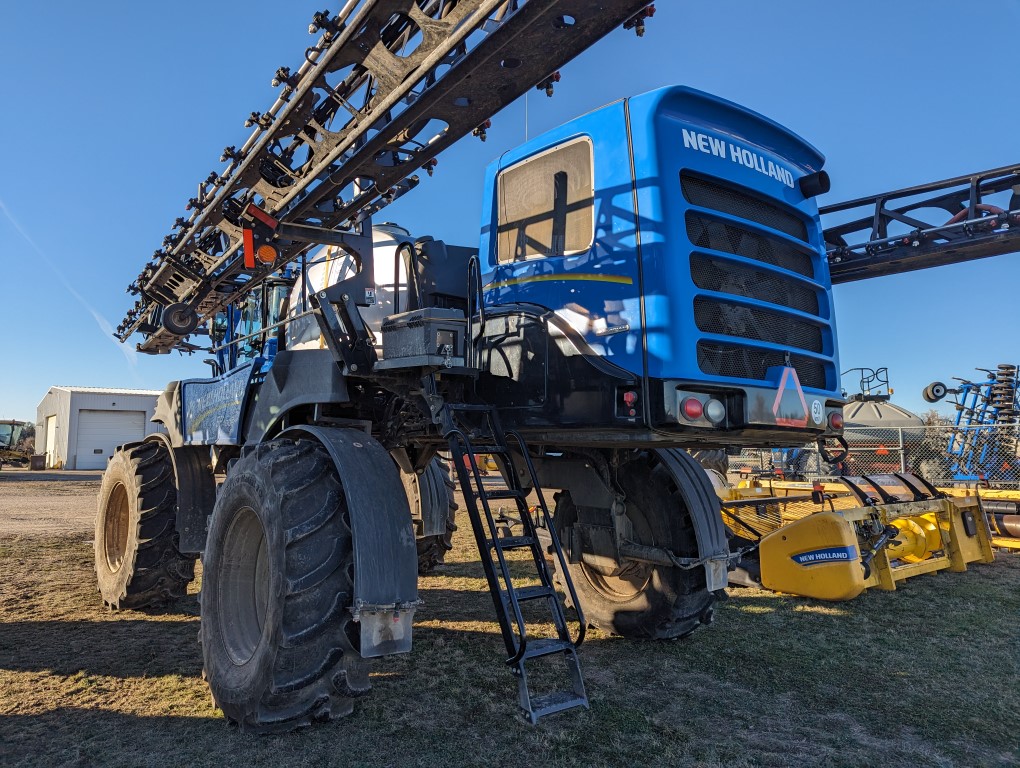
508, 585, 556, 603
527, 690, 589, 722
522, 637, 575, 660
488, 535, 535, 550
461, 444, 506, 454
484, 489, 525, 500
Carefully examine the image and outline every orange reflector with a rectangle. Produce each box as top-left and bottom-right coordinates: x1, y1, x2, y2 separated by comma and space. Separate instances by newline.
257, 244, 278, 264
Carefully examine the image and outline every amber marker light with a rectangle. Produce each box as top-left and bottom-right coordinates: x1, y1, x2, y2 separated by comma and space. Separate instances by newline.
257, 244, 278, 264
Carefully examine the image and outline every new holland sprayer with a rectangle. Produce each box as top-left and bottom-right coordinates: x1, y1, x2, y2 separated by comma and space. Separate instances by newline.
97, 1, 1020, 730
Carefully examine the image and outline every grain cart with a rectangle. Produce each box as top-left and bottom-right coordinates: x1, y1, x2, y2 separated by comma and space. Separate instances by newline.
99, 1, 1020, 730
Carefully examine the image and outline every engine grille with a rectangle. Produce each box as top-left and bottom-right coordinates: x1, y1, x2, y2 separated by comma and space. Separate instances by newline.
681, 171, 830, 390
694, 297, 823, 353
697, 342, 827, 390
690, 254, 819, 315
681, 173, 808, 242
686, 211, 813, 277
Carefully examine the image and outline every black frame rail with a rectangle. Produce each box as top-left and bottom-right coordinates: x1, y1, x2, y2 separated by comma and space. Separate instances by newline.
822, 164, 1020, 283
117, 0, 653, 354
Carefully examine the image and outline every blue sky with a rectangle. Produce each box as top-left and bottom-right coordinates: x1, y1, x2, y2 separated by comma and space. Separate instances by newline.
2, 1, 1018, 421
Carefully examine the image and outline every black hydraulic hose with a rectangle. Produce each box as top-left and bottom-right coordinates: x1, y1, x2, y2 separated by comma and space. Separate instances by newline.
860, 525, 899, 580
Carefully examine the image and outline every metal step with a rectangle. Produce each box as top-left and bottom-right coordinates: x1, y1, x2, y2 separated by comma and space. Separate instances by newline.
507, 585, 556, 603
446, 403, 496, 412
526, 690, 589, 723
462, 443, 506, 454
522, 637, 575, 660
484, 488, 525, 500
488, 535, 535, 550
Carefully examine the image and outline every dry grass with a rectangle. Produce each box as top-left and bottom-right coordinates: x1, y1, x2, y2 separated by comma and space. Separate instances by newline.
1, 486, 1019, 767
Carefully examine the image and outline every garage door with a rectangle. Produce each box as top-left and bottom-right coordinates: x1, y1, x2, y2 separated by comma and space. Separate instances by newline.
74, 410, 146, 470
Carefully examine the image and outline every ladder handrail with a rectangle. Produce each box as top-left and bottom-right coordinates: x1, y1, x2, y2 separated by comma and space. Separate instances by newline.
504, 428, 586, 649
446, 426, 533, 664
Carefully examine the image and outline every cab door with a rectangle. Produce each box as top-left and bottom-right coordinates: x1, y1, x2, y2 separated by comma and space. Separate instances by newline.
479, 100, 646, 383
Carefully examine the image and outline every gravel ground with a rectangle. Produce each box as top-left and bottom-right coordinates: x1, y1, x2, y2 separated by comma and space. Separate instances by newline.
0, 471, 101, 536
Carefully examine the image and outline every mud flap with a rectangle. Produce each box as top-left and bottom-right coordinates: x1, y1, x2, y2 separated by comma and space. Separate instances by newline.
281, 426, 419, 657
164, 444, 216, 554
655, 448, 730, 592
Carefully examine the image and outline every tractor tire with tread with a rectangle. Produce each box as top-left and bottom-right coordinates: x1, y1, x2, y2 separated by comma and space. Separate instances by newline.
94, 441, 197, 610
200, 439, 369, 733
552, 450, 716, 640
689, 449, 729, 477
408, 458, 458, 574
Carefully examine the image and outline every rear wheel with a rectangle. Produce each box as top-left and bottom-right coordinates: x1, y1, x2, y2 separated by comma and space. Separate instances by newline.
689, 449, 729, 477
552, 451, 716, 639
406, 458, 458, 574
200, 439, 369, 732
94, 441, 196, 609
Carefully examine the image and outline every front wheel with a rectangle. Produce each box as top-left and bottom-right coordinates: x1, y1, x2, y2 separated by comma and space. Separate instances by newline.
552, 450, 717, 640
200, 439, 369, 733
94, 441, 196, 609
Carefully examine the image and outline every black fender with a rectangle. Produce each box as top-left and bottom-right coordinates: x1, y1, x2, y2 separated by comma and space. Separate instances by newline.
152, 381, 186, 446
280, 425, 418, 657
656, 448, 730, 593
142, 434, 216, 554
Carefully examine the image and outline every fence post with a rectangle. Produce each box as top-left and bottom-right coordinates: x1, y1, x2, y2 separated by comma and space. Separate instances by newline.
898, 427, 906, 472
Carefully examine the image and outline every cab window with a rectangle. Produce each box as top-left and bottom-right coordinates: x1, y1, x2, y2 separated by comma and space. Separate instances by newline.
496, 137, 594, 263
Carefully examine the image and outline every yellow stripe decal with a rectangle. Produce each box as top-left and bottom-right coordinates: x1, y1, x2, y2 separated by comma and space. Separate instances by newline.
488, 273, 634, 290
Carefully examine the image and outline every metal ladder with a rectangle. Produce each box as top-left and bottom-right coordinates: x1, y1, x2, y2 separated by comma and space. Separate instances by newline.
440, 401, 588, 723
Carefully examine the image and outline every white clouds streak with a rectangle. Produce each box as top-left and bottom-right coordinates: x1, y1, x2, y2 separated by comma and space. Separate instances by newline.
0, 199, 138, 368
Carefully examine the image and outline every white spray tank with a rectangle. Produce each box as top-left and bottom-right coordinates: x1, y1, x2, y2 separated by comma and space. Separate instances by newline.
286, 223, 415, 351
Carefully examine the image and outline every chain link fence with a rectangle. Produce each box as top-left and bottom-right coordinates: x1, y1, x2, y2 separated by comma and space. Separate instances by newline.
730, 424, 1020, 488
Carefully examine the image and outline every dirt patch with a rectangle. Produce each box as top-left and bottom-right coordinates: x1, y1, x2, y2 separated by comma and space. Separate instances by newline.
1, 477, 1019, 767
0, 471, 101, 536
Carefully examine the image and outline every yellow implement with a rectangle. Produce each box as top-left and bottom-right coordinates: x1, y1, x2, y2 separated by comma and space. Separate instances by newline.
720, 473, 995, 601
740, 477, 1020, 552
938, 487, 1020, 551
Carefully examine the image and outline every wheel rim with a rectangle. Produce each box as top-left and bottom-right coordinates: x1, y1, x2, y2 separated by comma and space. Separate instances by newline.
576, 458, 660, 602
104, 483, 130, 572
218, 507, 270, 666
581, 561, 652, 601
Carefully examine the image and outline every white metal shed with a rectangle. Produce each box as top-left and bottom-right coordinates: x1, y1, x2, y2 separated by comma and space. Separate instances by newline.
35, 387, 163, 470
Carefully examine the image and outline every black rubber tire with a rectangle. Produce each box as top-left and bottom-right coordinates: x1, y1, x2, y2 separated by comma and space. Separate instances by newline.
94, 441, 197, 610
689, 449, 729, 477
408, 458, 458, 574
552, 451, 716, 640
923, 381, 947, 403
200, 439, 369, 733
161, 302, 199, 336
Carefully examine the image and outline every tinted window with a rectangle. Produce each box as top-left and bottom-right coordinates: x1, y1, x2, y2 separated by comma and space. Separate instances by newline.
496, 138, 594, 263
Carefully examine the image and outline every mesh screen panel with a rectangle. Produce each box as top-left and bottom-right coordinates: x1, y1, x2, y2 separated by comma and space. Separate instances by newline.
681, 173, 808, 242
696, 342, 828, 390
694, 297, 823, 353
690, 254, 819, 316
686, 211, 813, 277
